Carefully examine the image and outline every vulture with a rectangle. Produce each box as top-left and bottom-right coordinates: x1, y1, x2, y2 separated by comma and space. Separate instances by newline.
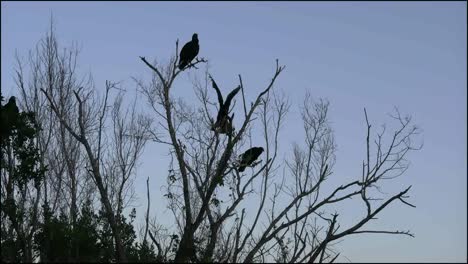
178, 33, 199, 70
0, 96, 19, 137
4, 96, 19, 115
238, 147, 264, 172
209, 75, 240, 134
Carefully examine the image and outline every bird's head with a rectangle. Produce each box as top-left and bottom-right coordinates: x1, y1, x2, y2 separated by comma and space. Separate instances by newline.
256, 147, 264, 154
8, 96, 16, 104
192, 33, 198, 42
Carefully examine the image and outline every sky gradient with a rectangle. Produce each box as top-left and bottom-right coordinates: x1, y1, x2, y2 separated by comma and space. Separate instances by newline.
1, 1, 467, 262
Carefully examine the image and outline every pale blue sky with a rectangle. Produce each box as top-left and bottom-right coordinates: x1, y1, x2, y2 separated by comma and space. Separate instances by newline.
1, 1, 466, 262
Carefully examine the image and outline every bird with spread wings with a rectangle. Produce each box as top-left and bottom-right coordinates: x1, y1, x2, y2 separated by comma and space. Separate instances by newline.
209, 75, 240, 134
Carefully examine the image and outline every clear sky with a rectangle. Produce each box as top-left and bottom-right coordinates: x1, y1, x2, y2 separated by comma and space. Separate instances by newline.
1, 1, 466, 262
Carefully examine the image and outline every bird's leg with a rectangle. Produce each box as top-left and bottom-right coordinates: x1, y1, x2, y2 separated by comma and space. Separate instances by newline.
186, 57, 207, 70
186, 58, 199, 69
249, 160, 262, 169
232, 161, 240, 168
186, 62, 199, 70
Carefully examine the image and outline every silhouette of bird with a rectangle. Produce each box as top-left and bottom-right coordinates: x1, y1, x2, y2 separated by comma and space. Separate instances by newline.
238, 147, 264, 172
4, 96, 19, 115
215, 113, 235, 135
214, 86, 240, 133
209, 75, 240, 134
0, 96, 19, 137
210, 76, 224, 108
218, 86, 240, 122
178, 33, 199, 70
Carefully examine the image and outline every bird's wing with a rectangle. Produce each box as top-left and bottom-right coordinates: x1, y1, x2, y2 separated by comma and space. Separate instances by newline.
223, 86, 241, 111
179, 41, 192, 60
253, 151, 262, 161
193, 43, 200, 56
186, 42, 199, 61
209, 75, 224, 107
240, 149, 255, 164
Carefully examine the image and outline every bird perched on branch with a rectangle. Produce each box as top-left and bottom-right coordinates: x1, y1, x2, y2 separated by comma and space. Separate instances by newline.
178, 33, 199, 70
0, 96, 20, 138
209, 75, 240, 134
4, 96, 19, 115
238, 147, 264, 172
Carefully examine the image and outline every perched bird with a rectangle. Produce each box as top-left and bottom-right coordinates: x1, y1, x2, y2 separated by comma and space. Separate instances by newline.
214, 87, 240, 134
4, 96, 19, 115
217, 86, 240, 123
238, 147, 264, 172
0, 96, 20, 137
178, 33, 199, 70
209, 75, 240, 134
215, 113, 235, 135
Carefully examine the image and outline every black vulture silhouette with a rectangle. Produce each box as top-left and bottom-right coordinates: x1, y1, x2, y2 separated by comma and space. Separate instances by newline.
209, 75, 240, 134
178, 33, 199, 70
210, 76, 224, 108
215, 113, 235, 135
0, 96, 19, 137
218, 86, 240, 122
4, 97, 19, 115
238, 147, 264, 172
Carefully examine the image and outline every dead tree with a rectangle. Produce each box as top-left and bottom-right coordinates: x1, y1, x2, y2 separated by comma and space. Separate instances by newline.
4, 19, 89, 262
104, 91, 152, 219
13, 21, 92, 223
32, 34, 149, 263
40, 75, 153, 262
13, 19, 153, 262
138, 38, 421, 263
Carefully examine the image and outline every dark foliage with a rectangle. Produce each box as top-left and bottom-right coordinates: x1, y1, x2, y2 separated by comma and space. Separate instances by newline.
1, 96, 46, 262
1, 97, 159, 262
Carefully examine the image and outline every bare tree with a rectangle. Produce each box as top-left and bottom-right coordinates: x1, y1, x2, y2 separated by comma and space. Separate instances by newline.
3, 19, 90, 262
9, 18, 151, 262
40, 77, 153, 262
103, 89, 152, 219
138, 39, 421, 263
14, 18, 106, 228
4, 19, 421, 263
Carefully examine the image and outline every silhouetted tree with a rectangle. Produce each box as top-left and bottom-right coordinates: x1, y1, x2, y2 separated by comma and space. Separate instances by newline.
2, 17, 422, 263
1, 96, 46, 262
138, 37, 421, 263
10, 18, 152, 263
